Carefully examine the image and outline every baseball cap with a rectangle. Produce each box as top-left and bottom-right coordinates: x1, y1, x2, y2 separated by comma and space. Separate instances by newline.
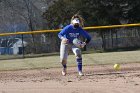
72, 18, 80, 24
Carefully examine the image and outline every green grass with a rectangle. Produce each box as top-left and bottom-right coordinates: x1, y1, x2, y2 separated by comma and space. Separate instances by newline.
0, 50, 140, 71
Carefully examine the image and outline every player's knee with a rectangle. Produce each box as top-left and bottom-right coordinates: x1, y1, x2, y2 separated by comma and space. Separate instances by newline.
76, 54, 82, 58
61, 59, 67, 65
75, 49, 81, 58
75, 51, 82, 58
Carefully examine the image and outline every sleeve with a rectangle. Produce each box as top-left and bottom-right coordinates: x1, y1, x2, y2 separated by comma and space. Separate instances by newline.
80, 29, 91, 44
58, 26, 69, 39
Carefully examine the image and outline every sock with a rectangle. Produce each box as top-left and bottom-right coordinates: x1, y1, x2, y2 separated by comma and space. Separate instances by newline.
62, 64, 67, 69
76, 57, 82, 72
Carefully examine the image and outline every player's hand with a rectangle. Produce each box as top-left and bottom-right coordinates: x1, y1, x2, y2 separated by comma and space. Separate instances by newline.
80, 42, 86, 48
61, 38, 69, 44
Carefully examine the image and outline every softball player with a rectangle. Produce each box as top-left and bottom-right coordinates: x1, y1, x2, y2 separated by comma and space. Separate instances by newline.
58, 14, 91, 76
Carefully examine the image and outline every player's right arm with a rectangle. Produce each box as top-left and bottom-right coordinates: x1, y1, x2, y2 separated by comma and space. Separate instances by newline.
58, 25, 69, 44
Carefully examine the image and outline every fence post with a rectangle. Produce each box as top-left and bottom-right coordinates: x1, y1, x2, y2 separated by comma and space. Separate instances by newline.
21, 34, 25, 58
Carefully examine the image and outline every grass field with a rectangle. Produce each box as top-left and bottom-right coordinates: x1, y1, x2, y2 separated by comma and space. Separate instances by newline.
1, 50, 140, 71
0, 50, 140, 93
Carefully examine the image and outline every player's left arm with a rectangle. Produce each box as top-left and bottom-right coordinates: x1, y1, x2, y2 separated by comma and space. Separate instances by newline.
80, 29, 91, 44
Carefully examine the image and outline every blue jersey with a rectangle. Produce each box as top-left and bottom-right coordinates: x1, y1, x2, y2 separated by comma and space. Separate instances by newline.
58, 24, 91, 43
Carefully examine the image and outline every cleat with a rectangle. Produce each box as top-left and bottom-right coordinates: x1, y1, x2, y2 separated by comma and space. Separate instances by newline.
62, 69, 67, 76
78, 71, 84, 76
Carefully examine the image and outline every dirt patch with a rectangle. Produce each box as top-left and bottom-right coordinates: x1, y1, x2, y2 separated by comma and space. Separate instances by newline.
0, 63, 140, 93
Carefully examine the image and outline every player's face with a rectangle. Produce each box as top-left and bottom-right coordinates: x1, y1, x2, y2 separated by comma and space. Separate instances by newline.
73, 23, 80, 28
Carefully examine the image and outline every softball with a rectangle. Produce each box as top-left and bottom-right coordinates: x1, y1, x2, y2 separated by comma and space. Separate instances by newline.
114, 64, 120, 70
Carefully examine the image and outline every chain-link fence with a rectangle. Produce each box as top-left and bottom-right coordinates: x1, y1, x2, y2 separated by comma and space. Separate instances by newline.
0, 25, 140, 60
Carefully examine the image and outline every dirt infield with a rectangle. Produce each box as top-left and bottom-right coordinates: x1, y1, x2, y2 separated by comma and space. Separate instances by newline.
0, 63, 140, 93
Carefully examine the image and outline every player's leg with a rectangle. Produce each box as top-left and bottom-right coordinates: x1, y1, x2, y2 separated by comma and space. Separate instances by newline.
72, 46, 84, 76
60, 42, 68, 76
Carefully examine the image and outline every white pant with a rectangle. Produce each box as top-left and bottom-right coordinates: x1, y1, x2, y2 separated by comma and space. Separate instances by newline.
60, 42, 81, 62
